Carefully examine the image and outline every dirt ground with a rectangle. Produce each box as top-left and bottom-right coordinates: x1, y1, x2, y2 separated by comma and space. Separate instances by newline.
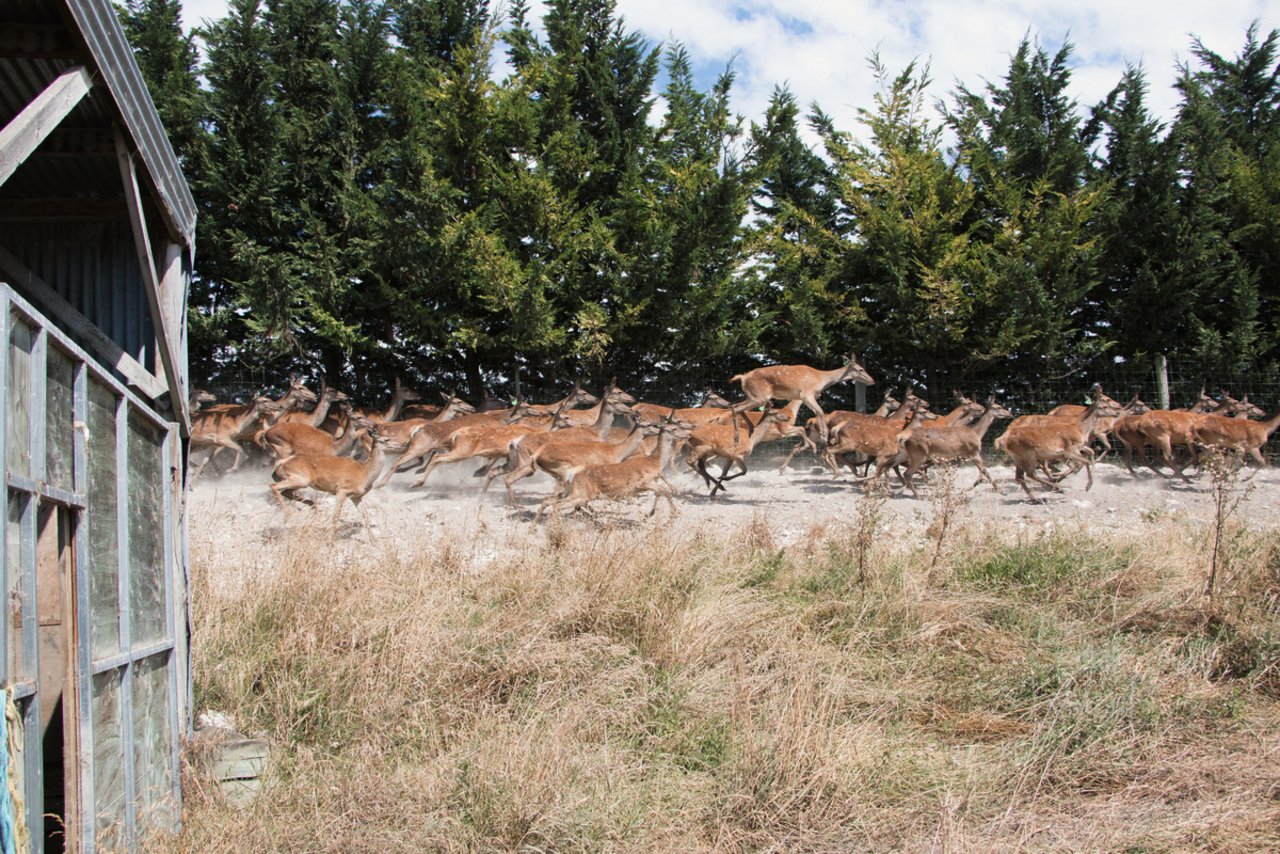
188, 447, 1280, 562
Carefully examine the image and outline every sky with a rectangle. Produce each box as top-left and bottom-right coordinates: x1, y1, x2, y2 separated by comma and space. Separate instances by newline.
177, 0, 1273, 139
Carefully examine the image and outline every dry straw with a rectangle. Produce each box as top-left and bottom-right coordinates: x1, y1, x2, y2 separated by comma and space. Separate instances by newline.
163, 507, 1280, 852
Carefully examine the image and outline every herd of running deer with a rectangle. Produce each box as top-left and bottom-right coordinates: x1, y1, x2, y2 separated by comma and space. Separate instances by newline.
186, 353, 1280, 529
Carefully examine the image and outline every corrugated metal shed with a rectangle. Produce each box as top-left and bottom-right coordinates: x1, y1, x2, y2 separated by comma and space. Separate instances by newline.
1, 1, 196, 851
0, 0, 193, 425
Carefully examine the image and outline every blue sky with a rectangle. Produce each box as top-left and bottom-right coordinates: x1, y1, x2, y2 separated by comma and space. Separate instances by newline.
179, 0, 1273, 139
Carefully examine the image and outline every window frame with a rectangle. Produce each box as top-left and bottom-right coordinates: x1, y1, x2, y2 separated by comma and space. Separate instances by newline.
1, 285, 181, 853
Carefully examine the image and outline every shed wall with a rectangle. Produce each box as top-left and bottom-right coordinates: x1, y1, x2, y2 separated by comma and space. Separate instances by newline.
0, 222, 157, 377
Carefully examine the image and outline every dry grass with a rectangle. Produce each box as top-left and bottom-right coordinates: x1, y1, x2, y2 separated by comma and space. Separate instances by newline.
156, 512, 1280, 852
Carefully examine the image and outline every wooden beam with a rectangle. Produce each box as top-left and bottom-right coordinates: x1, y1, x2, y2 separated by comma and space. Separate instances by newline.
0, 245, 168, 400
159, 242, 189, 415
0, 196, 133, 223
27, 127, 117, 157
0, 25, 79, 59
0, 65, 93, 189
115, 126, 190, 432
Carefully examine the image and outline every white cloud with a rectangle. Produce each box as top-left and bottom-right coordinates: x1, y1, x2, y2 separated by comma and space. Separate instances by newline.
179, 0, 1273, 137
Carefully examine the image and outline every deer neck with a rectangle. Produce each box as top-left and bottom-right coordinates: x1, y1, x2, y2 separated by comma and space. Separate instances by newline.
1077, 404, 1107, 435
616, 428, 648, 461
817, 364, 850, 392
431, 403, 460, 423
361, 443, 386, 492
941, 404, 969, 425
970, 409, 1000, 440
383, 391, 410, 422
1262, 410, 1280, 437
333, 424, 363, 456
654, 430, 682, 470
240, 403, 277, 433
308, 393, 337, 428
591, 398, 617, 439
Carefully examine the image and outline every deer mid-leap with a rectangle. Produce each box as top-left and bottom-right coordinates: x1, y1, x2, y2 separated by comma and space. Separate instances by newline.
270, 425, 392, 534
727, 351, 874, 443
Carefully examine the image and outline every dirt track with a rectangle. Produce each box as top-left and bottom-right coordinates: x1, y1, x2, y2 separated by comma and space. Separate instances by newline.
189, 449, 1280, 562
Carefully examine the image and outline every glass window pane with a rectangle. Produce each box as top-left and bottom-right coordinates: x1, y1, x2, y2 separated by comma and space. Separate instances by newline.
6, 494, 26, 682
92, 670, 125, 848
132, 654, 175, 830
88, 382, 119, 659
45, 346, 75, 491
7, 317, 33, 479
127, 412, 166, 647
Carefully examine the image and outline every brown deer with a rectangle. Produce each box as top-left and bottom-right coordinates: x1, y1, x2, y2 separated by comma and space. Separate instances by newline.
189, 389, 217, 413
995, 394, 1124, 502
727, 351, 875, 442
270, 426, 391, 532
190, 378, 317, 481
190, 396, 284, 483
375, 392, 476, 453
826, 393, 932, 476
528, 418, 655, 513
345, 377, 421, 424
858, 407, 940, 487
1113, 390, 1224, 475
1132, 395, 1255, 482
631, 389, 734, 427
1189, 398, 1280, 471
488, 388, 641, 502
685, 407, 790, 496
537, 417, 697, 520
897, 396, 1013, 498
408, 403, 577, 490
1045, 393, 1149, 461
780, 389, 909, 472
262, 409, 375, 461
374, 385, 597, 488
555, 379, 637, 428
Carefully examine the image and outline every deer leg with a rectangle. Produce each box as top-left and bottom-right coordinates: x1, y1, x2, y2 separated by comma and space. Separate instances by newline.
412, 449, 457, 488
974, 457, 1001, 493
375, 446, 422, 487
269, 482, 295, 514
220, 438, 245, 473
900, 461, 923, 499
1022, 458, 1063, 492
480, 458, 510, 495
1014, 464, 1043, 504
351, 496, 378, 539
189, 448, 214, 484
502, 451, 541, 504
712, 457, 748, 496
801, 394, 828, 441
779, 440, 808, 472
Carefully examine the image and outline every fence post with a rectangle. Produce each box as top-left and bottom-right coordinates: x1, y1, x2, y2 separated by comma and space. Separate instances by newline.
855, 381, 867, 414
1155, 355, 1170, 411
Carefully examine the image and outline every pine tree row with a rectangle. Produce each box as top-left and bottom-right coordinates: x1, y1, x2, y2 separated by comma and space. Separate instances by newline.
118, 0, 1280, 403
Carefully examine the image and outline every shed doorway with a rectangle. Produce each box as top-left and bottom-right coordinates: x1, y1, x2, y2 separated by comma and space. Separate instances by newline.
37, 503, 80, 853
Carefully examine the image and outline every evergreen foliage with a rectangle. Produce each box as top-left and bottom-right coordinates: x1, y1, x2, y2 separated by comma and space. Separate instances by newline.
119, 5, 1280, 399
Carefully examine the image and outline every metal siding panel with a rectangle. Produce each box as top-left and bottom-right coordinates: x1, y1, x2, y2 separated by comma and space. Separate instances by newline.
0, 222, 158, 373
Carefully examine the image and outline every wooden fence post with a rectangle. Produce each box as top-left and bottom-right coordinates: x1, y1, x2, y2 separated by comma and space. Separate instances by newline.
1155, 355, 1170, 411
